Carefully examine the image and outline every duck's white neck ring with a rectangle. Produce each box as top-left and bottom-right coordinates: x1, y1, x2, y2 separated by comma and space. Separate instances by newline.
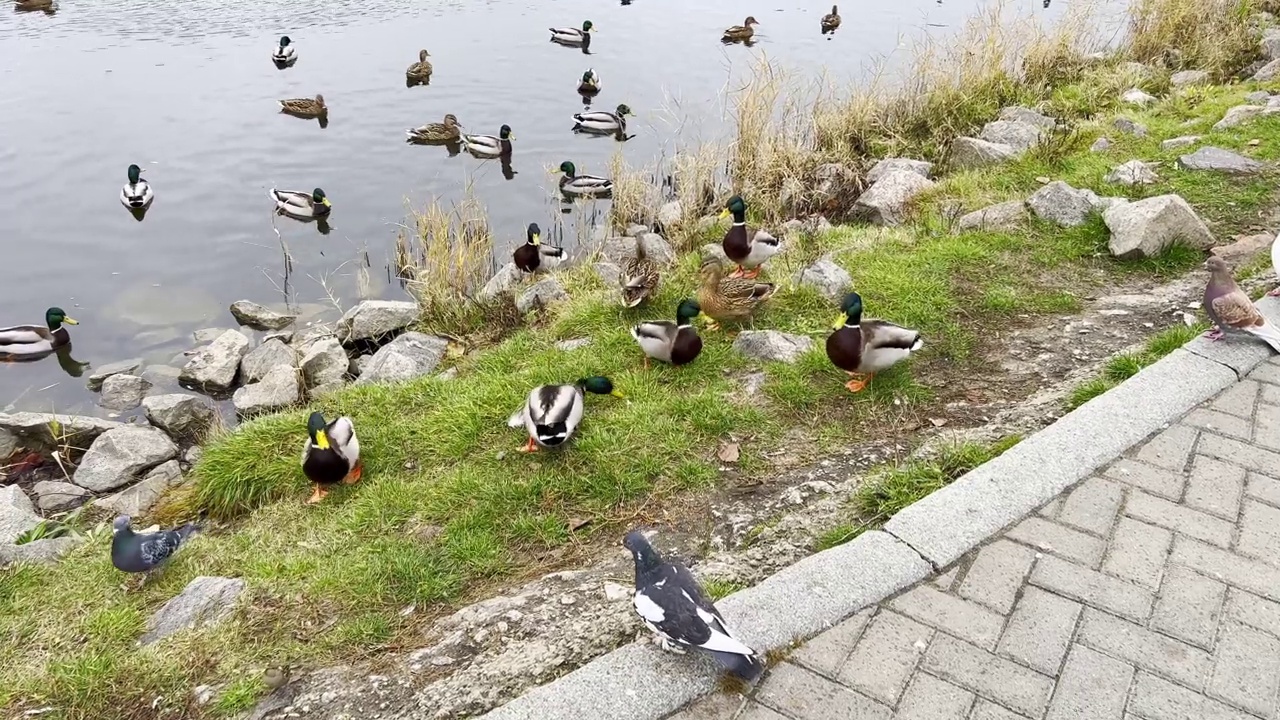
844, 322, 861, 329
732, 221, 746, 227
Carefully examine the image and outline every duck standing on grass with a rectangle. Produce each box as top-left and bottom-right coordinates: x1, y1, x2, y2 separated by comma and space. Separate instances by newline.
550, 20, 594, 46
301, 412, 362, 505
722, 16, 759, 42
631, 300, 704, 368
0, 307, 78, 360
271, 188, 331, 220
826, 292, 923, 392
513, 222, 565, 273
619, 238, 660, 307
821, 6, 841, 33
697, 258, 775, 332
119, 164, 154, 210
720, 195, 781, 279
462, 124, 514, 159
1203, 256, 1280, 351
111, 515, 199, 587
623, 530, 765, 682
507, 377, 625, 453
272, 36, 297, 65
554, 160, 613, 198
406, 49, 433, 83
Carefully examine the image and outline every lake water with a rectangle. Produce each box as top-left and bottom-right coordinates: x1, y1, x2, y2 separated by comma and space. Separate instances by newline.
0, 0, 1080, 416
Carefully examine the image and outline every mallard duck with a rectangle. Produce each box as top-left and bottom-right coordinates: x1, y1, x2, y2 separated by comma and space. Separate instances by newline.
119, 164, 153, 210
631, 300, 705, 369
301, 412, 362, 504
513, 222, 565, 273
696, 258, 775, 331
507, 376, 624, 452
406, 114, 464, 144
406, 49, 433, 82
826, 292, 922, 392
620, 237, 660, 307
720, 195, 781, 279
578, 69, 601, 95
279, 94, 326, 118
0, 308, 77, 359
550, 20, 594, 45
573, 104, 632, 135
821, 5, 841, 32
555, 160, 613, 198
722, 16, 759, 42
272, 36, 296, 65
14, 0, 54, 10
462, 124, 514, 159
270, 188, 331, 219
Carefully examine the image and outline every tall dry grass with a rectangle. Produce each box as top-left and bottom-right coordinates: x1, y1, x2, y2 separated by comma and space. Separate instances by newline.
1128, 0, 1261, 78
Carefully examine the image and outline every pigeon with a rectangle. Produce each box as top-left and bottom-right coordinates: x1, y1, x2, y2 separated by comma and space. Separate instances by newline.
111, 515, 199, 578
1269, 230, 1280, 297
623, 530, 764, 682
1203, 256, 1280, 351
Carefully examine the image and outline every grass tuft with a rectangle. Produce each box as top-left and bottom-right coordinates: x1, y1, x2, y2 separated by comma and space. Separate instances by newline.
1065, 321, 1209, 410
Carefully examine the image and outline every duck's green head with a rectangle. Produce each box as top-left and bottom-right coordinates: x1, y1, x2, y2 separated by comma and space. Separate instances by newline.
719, 194, 747, 220
580, 375, 625, 398
499, 124, 514, 140
127, 164, 142, 184
676, 299, 703, 326
307, 411, 330, 449
582, 20, 594, 32
279, 36, 291, 47
616, 104, 633, 117
557, 161, 577, 177
312, 188, 331, 207
527, 222, 541, 246
46, 307, 78, 330
834, 292, 863, 329
581, 70, 596, 83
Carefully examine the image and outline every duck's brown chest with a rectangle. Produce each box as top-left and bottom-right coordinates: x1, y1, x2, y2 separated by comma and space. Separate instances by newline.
826, 327, 863, 371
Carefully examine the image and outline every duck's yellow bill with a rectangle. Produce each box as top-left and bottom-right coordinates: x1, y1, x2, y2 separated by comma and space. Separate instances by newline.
62, 317, 79, 325
697, 313, 713, 323
611, 390, 626, 399
315, 429, 330, 449
509, 133, 517, 141
831, 313, 847, 330
718, 209, 730, 219
321, 198, 332, 207
532, 233, 541, 246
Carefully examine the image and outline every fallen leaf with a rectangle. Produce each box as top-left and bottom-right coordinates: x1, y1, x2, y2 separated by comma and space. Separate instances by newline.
1249, 139, 1262, 146
717, 442, 740, 463
929, 417, 949, 427
1035, 176, 1051, 184
568, 517, 593, 532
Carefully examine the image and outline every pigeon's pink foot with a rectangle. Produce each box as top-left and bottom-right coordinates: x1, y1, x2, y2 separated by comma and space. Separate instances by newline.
1203, 328, 1226, 342
1269, 288, 1280, 297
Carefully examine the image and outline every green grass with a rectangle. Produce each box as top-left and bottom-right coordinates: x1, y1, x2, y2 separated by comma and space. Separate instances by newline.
702, 579, 748, 602
1065, 322, 1211, 411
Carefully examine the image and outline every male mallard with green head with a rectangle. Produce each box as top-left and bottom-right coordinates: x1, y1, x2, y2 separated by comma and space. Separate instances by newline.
513, 223, 566, 273
119, 164, 153, 210
573, 103, 632, 135
0, 308, 78, 359
631, 300, 705, 369
301, 412, 362, 505
507, 376, 625, 452
406, 114, 464, 144
578, 69, 601, 95
550, 20, 595, 46
272, 36, 297, 65
462, 124, 514, 159
696, 258, 775, 331
826, 292, 922, 392
271, 188, 331, 219
406, 49, 433, 82
720, 195, 780, 279
555, 161, 613, 198
722, 16, 759, 42
279, 94, 326, 118
821, 6, 841, 33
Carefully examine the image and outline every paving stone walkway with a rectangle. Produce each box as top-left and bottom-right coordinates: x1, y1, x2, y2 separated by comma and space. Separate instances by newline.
672, 360, 1280, 720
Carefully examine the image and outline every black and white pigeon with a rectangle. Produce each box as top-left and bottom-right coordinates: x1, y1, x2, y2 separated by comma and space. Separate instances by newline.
623, 530, 764, 682
111, 515, 199, 577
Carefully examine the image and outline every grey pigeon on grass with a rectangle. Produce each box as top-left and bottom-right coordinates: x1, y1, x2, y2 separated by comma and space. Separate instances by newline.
1203, 256, 1280, 351
623, 530, 765, 683
111, 515, 199, 576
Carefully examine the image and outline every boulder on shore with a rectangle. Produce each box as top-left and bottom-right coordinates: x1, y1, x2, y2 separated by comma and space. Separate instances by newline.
852, 170, 935, 226
241, 338, 297, 384
142, 394, 215, 441
957, 200, 1027, 232
98, 460, 185, 517
0, 485, 41, 544
99, 374, 152, 411
733, 331, 814, 364
86, 358, 143, 391
1177, 146, 1266, 175
232, 365, 300, 416
141, 576, 246, 646
795, 258, 852, 301
338, 300, 420, 342
949, 137, 1018, 170
300, 338, 348, 390
865, 158, 933, 184
0, 412, 121, 455
1026, 181, 1098, 228
479, 263, 523, 301
1104, 160, 1159, 186
228, 300, 296, 331
978, 120, 1043, 152
357, 332, 449, 385
72, 426, 179, 493
1104, 194, 1215, 260
32, 481, 91, 513
516, 278, 568, 314
180, 330, 249, 391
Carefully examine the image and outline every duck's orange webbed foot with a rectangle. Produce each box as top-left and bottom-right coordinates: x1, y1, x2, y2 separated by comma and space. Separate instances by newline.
305, 485, 328, 505
517, 436, 539, 453
343, 461, 363, 485
844, 372, 872, 393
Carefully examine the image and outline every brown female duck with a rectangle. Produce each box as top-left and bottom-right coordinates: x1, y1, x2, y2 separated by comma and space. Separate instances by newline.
696, 258, 775, 331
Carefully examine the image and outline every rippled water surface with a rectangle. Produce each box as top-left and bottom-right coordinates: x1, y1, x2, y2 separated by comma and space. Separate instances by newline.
0, 0, 1082, 414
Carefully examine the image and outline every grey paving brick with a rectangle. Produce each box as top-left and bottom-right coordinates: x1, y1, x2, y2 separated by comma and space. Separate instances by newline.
890, 585, 1004, 652
957, 540, 1035, 614
1208, 623, 1280, 716
1251, 362, 1280, 387
1125, 490, 1233, 547
1151, 565, 1226, 649
837, 610, 930, 706
1184, 408, 1253, 440
791, 609, 872, 678
1209, 379, 1258, 419
1038, 497, 1062, 519
1134, 424, 1198, 471
1005, 517, 1106, 568
1103, 459, 1185, 501
921, 635, 1053, 719
1044, 645, 1134, 720
1172, 535, 1280, 602
1058, 476, 1125, 536
1030, 554, 1154, 623
738, 704, 789, 720
1224, 588, 1280, 638
667, 694, 745, 720
1262, 382, 1280, 404
1236, 498, 1280, 566
894, 672, 974, 720
1103, 516, 1173, 590
759, 663, 891, 720
1076, 608, 1211, 690
1257, 401, 1280, 451
969, 700, 1029, 720
932, 566, 961, 591
1198, 432, 1280, 477
1246, 471, 1280, 507
1184, 455, 1246, 520
1129, 671, 1257, 720
996, 586, 1082, 676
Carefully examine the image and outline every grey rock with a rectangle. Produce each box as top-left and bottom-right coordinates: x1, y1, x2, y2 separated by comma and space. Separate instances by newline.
141, 576, 246, 645
98, 460, 184, 517
87, 358, 144, 391
300, 337, 348, 389
142, 394, 215, 440
1161, 135, 1201, 150
1121, 88, 1157, 106
865, 158, 933, 184
0, 536, 78, 567
1104, 194, 1216, 259
437, 367, 458, 381
1242, 60, 1269, 80
700, 243, 731, 267
599, 237, 638, 266
781, 218, 805, 236
1178, 146, 1266, 175
183, 445, 204, 467
99, 374, 152, 411
241, 338, 297, 384
0, 427, 13, 461
733, 331, 815, 364
594, 262, 622, 290
625, 224, 650, 238
1246, 91, 1273, 105
949, 137, 1018, 170
192, 327, 230, 344
179, 330, 249, 391
1104, 160, 1159, 186
656, 201, 683, 230
555, 338, 593, 352
1092, 196, 1129, 214
232, 365, 300, 415
637, 233, 676, 266
32, 481, 91, 513
1089, 137, 1112, 153
1026, 181, 1099, 227
852, 170, 935, 226
141, 365, 182, 386
349, 355, 371, 377
1170, 70, 1211, 87
72, 426, 178, 492
308, 381, 346, 398
516, 278, 568, 314
337, 300, 420, 342
1215, 105, 1267, 129
794, 258, 852, 301
1113, 117, 1147, 137
957, 200, 1027, 232
978, 120, 1044, 152
0, 412, 122, 455
228, 300, 296, 331
263, 329, 294, 345
1118, 61, 1152, 78
356, 332, 449, 385
1263, 29, 1280, 60
812, 163, 856, 203
998, 106, 1055, 129
479, 263, 524, 301
1254, 58, 1280, 81
0, 485, 41, 544
1211, 233, 1274, 262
